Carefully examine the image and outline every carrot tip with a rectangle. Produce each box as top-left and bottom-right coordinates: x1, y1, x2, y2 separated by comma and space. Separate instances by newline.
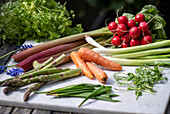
102, 78, 107, 82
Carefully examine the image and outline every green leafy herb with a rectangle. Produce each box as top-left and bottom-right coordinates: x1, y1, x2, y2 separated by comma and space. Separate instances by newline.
113, 64, 168, 100
0, 0, 83, 45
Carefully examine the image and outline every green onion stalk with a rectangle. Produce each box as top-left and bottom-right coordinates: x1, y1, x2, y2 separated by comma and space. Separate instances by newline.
35, 83, 120, 107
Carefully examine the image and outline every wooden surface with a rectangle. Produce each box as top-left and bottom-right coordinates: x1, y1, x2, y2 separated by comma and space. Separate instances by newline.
0, 43, 170, 114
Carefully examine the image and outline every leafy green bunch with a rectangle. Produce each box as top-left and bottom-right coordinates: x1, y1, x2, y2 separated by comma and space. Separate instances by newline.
114, 64, 168, 100
0, 0, 83, 45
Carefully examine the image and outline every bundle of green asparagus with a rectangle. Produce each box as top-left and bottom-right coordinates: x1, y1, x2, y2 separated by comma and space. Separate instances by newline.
0, 54, 82, 101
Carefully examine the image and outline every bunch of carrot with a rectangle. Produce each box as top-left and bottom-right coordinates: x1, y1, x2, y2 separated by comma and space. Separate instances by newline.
70, 47, 122, 84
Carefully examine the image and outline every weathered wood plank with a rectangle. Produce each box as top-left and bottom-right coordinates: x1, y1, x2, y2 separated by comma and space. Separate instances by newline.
52, 111, 71, 114
72, 112, 83, 114
31, 109, 51, 114
0, 105, 13, 114
0, 43, 16, 65
165, 99, 170, 114
11, 107, 32, 114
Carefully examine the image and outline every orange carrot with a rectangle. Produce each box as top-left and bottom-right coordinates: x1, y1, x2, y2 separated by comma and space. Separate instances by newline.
70, 51, 94, 79
78, 47, 122, 71
85, 61, 108, 84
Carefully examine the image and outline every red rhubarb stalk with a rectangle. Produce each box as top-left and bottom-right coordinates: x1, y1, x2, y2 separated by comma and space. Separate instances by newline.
16, 40, 85, 71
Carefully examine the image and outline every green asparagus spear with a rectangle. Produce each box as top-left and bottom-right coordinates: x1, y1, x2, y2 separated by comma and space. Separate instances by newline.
1, 67, 70, 86
3, 86, 17, 95
8, 68, 82, 87
26, 57, 54, 73
41, 54, 66, 69
19, 67, 70, 78
0, 57, 54, 86
24, 82, 46, 101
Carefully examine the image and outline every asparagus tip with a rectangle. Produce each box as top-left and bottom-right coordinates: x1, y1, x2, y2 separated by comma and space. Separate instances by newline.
23, 91, 31, 101
3, 87, 10, 95
1, 81, 9, 86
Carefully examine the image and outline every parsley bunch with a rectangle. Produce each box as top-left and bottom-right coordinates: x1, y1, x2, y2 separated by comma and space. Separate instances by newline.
0, 0, 83, 45
113, 64, 168, 99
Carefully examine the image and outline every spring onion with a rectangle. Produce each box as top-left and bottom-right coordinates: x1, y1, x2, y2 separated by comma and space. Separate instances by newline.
111, 48, 170, 59
103, 56, 170, 66
85, 35, 106, 49
35, 83, 120, 107
93, 40, 170, 55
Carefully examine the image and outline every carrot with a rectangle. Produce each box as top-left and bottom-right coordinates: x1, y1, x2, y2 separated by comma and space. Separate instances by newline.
85, 61, 108, 84
16, 40, 85, 71
70, 51, 94, 79
78, 47, 122, 71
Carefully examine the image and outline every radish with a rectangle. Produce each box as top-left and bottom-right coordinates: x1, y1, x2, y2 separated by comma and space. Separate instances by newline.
121, 33, 131, 43
135, 13, 145, 22
130, 39, 140, 47
144, 29, 151, 36
129, 27, 141, 39
118, 16, 128, 24
111, 36, 122, 46
121, 42, 129, 48
139, 21, 148, 32
127, 19, 136, 28
141, 35, 153, 45
116, 24, 127, 36
108, 22, 117, 33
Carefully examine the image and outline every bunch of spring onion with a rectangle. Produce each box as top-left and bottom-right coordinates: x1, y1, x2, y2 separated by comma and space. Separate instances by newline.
0, 54, 82, 101
86, 36, 170, 66
35, 83, 120, 107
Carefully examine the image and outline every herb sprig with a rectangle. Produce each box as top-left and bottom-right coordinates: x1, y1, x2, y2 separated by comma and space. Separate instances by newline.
113, 64, 168, 100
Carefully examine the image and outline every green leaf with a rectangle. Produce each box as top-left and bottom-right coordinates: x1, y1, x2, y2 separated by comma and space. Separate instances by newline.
152, 16, 166, 30
122, 13, 135, 20
138, 4, 167, 39
139, 4, 159, 16
155, 28, 167, 39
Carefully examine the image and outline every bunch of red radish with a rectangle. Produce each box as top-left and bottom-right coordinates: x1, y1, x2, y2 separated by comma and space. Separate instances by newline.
108, 13, 152, 48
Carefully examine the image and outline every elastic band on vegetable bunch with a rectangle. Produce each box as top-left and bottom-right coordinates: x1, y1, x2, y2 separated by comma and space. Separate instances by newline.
16, 44, 34, 50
